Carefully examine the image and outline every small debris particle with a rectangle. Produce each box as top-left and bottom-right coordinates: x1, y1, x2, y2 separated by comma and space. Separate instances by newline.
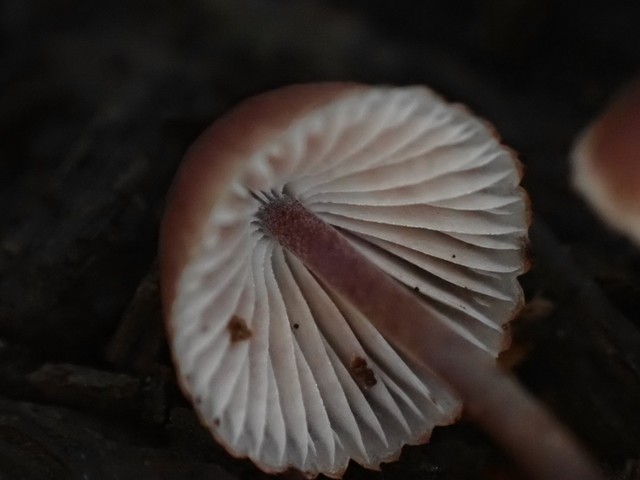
213, 417, 220, 427
350, 356, 377, 388
452, 254, 456, 258
413, 286, 420, 293
227, 316, 252, 342
517, 294, 556, 323
293, 323, 300, 330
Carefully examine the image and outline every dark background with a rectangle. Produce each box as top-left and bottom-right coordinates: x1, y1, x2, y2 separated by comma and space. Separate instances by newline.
1, 0, 640, 479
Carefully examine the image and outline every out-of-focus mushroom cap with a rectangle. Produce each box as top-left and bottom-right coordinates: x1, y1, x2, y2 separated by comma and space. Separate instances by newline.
161, 84, 528, 477
572, 78, 640, 244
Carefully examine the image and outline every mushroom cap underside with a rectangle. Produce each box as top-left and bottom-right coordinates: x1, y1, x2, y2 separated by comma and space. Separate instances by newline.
161, 84, 529, 477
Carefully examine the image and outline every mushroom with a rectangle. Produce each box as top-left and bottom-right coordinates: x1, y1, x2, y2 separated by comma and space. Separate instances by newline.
572, 77, 640, 244
161, 83, 603, 479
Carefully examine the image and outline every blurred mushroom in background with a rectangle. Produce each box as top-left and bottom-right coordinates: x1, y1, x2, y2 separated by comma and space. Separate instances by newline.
572, 76, 640, 245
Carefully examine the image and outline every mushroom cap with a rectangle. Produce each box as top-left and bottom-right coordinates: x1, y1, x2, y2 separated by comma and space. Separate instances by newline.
160, 83, 529, 477
572, 78, 640, 244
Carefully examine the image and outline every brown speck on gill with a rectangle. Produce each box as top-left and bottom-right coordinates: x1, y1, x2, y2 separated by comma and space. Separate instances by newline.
350, 356, 377, 388
227, 316, 252, 343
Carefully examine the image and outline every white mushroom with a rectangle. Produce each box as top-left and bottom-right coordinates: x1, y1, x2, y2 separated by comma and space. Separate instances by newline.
161, 83, 603, 480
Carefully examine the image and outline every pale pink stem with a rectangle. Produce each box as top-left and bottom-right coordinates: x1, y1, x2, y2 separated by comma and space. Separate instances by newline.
260, 196, 604, 480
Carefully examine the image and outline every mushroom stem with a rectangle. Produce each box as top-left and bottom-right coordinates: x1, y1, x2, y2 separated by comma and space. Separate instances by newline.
260, 195, 603, 480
